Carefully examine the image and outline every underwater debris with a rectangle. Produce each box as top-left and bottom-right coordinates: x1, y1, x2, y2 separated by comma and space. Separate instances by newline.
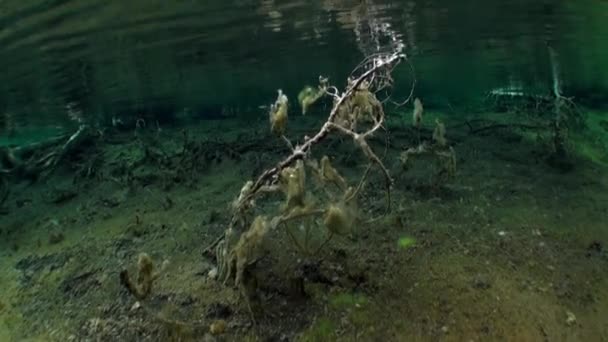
208, 47, 408, 318
0, 124, 92, 185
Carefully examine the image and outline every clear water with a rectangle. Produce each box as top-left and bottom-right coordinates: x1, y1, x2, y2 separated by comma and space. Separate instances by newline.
1, 1, 607, 341
1, 0, 607, 129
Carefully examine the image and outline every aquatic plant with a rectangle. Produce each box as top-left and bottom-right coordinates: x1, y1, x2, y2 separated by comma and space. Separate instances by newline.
120, 253, 158, 300
120, 253, 215, 338
400, 118, 457, 187
269, 89, 288, 136
298, 77, 328, 115
221, 215, 270, 288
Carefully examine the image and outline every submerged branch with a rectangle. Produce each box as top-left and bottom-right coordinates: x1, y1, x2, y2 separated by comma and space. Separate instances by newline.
245, 52, 405, 203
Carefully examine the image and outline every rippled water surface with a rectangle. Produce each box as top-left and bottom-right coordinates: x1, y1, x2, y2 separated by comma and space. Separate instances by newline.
0, 0, 606, 127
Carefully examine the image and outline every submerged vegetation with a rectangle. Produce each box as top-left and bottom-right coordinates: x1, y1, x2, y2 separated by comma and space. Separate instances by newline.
211, 46, 407, 318
0, 1, 607, 342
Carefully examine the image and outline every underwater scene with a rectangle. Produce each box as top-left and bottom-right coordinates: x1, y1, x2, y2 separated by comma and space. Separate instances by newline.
1, 0, 608, 341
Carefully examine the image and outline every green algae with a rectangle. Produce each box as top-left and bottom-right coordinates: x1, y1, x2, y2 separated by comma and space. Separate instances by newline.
397, 236, 416, 250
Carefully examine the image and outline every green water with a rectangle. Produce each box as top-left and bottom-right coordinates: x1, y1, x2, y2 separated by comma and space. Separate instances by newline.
0, 1, 607, 341
1, 0, 607, 129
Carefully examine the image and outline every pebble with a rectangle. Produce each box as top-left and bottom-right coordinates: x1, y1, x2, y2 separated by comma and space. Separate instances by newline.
208, 267, 218, 279
130, 301, 141, 311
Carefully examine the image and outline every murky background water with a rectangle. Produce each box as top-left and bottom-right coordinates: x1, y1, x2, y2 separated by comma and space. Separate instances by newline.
0, 0, 606, 130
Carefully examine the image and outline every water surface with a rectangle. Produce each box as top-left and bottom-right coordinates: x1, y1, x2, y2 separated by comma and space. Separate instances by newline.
0, 0, 606, 128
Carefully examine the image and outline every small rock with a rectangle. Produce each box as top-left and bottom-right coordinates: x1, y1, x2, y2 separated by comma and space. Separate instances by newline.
209, 319, 226, 335
208, 267, 218, 280
131, 301, 141, 311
